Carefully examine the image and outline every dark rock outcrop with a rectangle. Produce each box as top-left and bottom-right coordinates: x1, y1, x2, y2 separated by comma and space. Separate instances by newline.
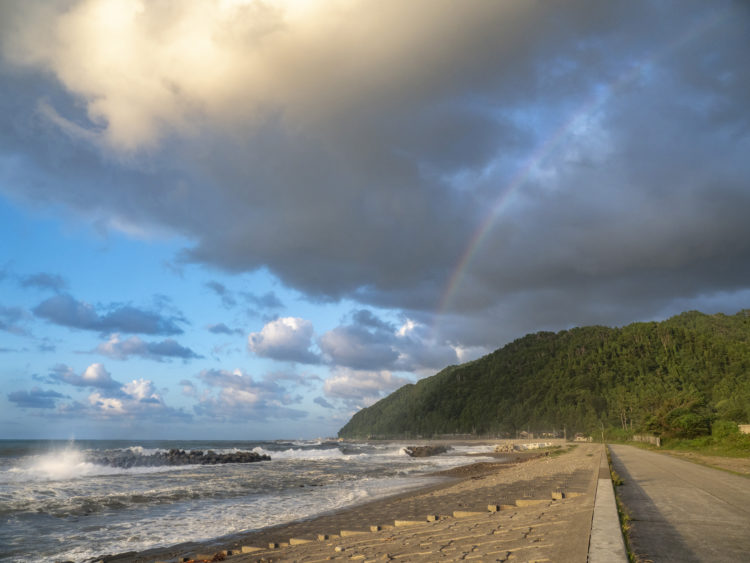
94, 449, 270, 468
403, 445, 449, 457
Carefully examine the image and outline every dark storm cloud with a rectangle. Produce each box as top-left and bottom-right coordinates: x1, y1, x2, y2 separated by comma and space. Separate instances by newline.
205, 281, 237, 308
207, 323, 243, 335
313, 396, 334, 409
95, 334, 202, 361
318, 309, 458, 372
32, 294, 184, 335
243, 291, 284, 310
319, 324, 399, 371
1, 1, 749, 349
8, 387, 68, 409
19, 272, 67, 293
0, 304, 29, 335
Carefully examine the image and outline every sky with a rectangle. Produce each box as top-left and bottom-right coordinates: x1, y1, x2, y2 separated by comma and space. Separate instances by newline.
1, 0, 749, 440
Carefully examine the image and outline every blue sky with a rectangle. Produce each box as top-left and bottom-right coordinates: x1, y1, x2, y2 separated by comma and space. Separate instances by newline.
1, 1, 749, 439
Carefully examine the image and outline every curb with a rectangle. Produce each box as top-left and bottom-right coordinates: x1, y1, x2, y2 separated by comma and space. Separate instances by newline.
587, 445, 628, 562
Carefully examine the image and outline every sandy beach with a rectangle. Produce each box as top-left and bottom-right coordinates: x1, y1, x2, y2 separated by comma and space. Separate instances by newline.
107, 443, 602, 563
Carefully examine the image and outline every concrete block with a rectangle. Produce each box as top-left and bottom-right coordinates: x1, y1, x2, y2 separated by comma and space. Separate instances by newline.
551, 491, 565, 500
488, 504, 501, 512
426, 514, 440, 521
370, 525, 382, 532
453, 510, 485, 518
340, 529, 368, 537
394, 519, 424, 526
195, 554, 222, 561
317, 534, 329, 541
289, 537, 312, 545
268, 542, 279, 549
515, 499, 548, 507
241, 546, 262, 553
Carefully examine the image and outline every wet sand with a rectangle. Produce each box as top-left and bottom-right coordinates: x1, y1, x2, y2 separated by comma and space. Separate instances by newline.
104, 443, 602, 563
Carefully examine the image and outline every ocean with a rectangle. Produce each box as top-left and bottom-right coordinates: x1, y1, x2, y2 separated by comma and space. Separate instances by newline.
0, 439, 496, 562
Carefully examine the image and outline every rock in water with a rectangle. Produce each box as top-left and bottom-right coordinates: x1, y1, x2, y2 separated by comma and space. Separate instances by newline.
403, 445, 449, 457
95, 449, 271, 468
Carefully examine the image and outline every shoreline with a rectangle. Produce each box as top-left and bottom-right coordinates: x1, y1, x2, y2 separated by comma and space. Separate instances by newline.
102, 444, 598, 563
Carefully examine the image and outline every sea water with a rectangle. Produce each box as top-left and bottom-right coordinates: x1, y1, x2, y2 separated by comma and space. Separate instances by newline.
0, 440, 496, 562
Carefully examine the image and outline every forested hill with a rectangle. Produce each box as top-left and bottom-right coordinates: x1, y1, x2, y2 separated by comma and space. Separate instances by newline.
338, 311, 750, 440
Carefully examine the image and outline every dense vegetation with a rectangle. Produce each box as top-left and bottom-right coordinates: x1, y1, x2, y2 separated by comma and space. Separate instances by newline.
338, 311, 750, 441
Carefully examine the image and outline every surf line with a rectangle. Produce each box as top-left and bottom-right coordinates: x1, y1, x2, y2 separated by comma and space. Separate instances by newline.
434, 7, 729, 329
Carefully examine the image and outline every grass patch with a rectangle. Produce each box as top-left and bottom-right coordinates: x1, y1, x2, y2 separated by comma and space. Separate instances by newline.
546, 444, 577, 457
615, 423, 750, 458
606, 446, 637, 563
661, 433, 750, 457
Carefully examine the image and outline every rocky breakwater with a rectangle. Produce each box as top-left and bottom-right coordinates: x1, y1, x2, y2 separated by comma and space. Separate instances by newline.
403, 445, 449, 457
95, 449, 271, 468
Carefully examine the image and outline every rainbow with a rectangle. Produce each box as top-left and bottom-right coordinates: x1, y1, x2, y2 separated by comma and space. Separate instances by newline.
436, 8, 729, 323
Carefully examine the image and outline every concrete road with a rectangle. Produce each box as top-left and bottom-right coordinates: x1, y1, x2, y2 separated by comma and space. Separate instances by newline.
609, 444, 750, 562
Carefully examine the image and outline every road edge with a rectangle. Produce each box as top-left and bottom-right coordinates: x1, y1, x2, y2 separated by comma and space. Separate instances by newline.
587, 444, 628, 562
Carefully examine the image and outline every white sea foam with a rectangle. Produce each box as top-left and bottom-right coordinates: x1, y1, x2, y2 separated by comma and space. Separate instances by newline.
0, 439, 492, 563
7, 448, 113, 482
126, 446, 167, 456
2, 448, 189, 484
41, 473, 442, 563
288, 438, 323, 446
251, 446, 356, 460
450, 444, 499, 454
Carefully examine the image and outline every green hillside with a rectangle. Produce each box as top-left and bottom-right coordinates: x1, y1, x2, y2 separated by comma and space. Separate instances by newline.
338, 311, 750, 440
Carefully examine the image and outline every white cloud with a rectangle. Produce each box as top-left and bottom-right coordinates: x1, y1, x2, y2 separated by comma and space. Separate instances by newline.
50, 363, 121, 389
82, 363, 111, 385
323, 368, 410, 408
88, 391, 125, 415
248, 317, 319, 364
318, 310, 459, 374
452, 344, 488, 364
180, 379, 197, 397
85, 376, 179, 418
194, 368, 307, 420
122, 378, 159, 402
